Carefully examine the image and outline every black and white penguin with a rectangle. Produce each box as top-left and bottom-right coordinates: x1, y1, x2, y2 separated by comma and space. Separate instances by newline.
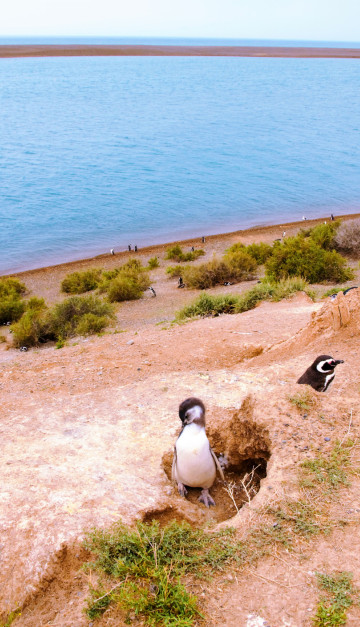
172, 397, 224, 507
297, 355, 344, 392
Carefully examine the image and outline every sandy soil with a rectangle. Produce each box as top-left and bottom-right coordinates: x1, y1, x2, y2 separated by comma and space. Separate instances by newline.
1, 45, 360, 58
1, 216, 360, 626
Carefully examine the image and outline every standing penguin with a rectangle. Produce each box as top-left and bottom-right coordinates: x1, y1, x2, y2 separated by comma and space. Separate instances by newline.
172, 397, 224, 507
297, 355, 344, 392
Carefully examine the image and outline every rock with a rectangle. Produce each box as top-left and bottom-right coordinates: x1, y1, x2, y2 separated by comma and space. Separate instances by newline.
324, 436, 331, 442
127, 340, 134, 345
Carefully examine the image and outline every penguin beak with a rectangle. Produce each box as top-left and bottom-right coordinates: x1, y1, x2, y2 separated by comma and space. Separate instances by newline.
334, 360, 344, 365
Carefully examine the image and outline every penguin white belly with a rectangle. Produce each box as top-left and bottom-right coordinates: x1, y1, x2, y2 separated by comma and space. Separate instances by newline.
175, 424, 216, 489
323, 372, 335, 391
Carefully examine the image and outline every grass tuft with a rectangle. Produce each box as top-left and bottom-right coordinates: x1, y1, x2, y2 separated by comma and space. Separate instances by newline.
313, 571, 358, 626
288, 388, 316, 411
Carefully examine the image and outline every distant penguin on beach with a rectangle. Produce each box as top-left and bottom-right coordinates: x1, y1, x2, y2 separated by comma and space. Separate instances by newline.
178, 276, 184, 288
297, 355, 344, 392
110, 248, 115, 255
172, 397, 224, 507
134, 245, 138, 252
128, 245, 132, 251
331, 214, 335, 221
202, 236, 206, 243
148, 286, 156, 297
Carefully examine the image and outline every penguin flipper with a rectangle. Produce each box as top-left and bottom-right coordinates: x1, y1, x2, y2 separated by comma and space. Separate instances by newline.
211, 448, 225, 481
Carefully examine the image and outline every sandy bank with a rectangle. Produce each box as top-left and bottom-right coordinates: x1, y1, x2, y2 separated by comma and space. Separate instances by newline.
1, 45, 360, 59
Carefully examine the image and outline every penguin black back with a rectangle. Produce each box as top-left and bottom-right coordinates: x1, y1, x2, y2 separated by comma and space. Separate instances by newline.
297, 355, 344, 392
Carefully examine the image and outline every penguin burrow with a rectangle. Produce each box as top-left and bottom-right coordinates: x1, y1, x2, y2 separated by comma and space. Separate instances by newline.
159, 398, 270, 524
297, 354, 344, 392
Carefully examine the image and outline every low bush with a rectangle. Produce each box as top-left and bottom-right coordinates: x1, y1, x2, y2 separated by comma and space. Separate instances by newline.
75, 313, 110, 336
176, 292, 241, 319
0, 277, 26, 298
333, 218, 360, 256
226, 241, 273, 264
99, 259, 150, 302
11, 307, 48, 347
0, 277, 27, 324
0, 298, 26, 325
165, 245, 205, 263
302, 220, 340, 250
61, 268, 103, 294
224, 250, 258, 279
176, 277, 314, 320
11, 294, 114, 348
182, 253, 257, 290
107, 276, 147, 302
166, 264, 185, 278
147, 256, 160, 269
244, 242, 273, 264
265, 236, 353, 283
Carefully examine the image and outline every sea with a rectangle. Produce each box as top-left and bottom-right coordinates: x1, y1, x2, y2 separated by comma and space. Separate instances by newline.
1, 38, 360, 274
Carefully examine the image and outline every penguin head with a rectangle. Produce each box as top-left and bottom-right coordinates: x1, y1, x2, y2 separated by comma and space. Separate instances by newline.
313, 355, 344, 373
179, 397, 205, 427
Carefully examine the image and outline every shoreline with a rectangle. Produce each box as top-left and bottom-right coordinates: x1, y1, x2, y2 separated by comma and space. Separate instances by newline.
1, 45, 360, 59
7, 212, 360, 290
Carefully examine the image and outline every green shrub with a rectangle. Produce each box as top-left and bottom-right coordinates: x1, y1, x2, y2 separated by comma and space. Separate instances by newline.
107, 276, 146, 302
302, 221, 340, 250
45, 295, 114, 339
61, 268, 103, 294
147, 256, 160, 269
0, 334, 6, 343
12, 294, 114, 347
227, 241, 273, 264
334, 218, 360, 256
165, 245, 205, 262
176, 277, 314, 320
0, 298, 26, 325
224, 250, 258, 279
11, 307, 48, 347
265, 236, 353, 283
176, 292, 241, 319
166, 265, 184, 277
0, 277, 26, 298
75, 313, 110, 336
99, 259, 150, 302
0, 277, 27, 324
26, 296, 47, 312
245, 242, 273, 264
182, 253, 257, 290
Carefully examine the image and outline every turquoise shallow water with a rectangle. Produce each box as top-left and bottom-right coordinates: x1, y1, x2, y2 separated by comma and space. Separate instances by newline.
1, 55, 359, 274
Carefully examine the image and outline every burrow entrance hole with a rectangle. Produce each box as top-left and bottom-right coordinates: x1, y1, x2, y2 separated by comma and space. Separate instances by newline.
144, 408, 271, 526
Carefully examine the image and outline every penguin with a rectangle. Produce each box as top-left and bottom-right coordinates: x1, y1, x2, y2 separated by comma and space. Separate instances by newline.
172, 397, 224, 507
110, 248, 115, 255
148, 286, 156, 297
297, 355, 344, 392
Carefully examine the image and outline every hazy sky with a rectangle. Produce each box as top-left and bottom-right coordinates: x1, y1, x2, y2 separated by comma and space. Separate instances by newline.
1, 0, 359, 41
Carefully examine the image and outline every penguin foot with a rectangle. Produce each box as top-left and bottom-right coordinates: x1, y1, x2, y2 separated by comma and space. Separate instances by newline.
198, 489, 215, 507
177, 483, 188, 497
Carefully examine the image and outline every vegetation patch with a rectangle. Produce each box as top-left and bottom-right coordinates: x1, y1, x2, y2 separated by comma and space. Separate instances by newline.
82, 439, 359, 625
176, 277, 314, 320
333, 218, 360, 256
147, 256, 160, 269
61, 268, 103, 294
313, 571, 358, 626
265, 235, 353, 283
0, 277, 27, 325
180, 253, 257, 289
11, 294, 114, 348
226, 241, 273, 264
288, 388, 317, 411
84, 521, 239, 623
99, 259, 150, 302
165, 245, 205, 263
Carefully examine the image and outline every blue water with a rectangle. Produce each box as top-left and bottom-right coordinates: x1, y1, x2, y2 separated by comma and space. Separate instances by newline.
1, 55, 360, 274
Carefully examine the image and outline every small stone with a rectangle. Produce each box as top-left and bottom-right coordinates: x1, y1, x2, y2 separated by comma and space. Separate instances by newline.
324, 437, 331, 442
137, 367, 141, 371
127, 340, 134, 345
